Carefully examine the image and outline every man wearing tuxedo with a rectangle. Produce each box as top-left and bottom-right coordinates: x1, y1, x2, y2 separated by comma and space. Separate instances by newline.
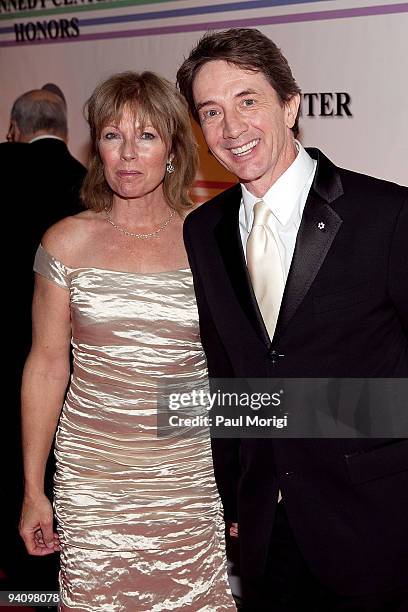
2, 87, 86, 600
7, 87, 86, 235
6, 87, 86, 353
177, 29, 408, 611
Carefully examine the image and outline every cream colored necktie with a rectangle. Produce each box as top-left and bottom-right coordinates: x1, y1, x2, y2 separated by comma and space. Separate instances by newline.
246, 200, 285, 340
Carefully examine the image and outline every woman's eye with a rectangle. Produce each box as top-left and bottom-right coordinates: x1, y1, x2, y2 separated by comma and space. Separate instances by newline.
103, 132, 119, 140
141, 131, 155, 140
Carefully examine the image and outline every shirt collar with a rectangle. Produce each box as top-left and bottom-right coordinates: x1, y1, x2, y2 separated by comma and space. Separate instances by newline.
241, 140, 315, 229
29, 135, 65, 144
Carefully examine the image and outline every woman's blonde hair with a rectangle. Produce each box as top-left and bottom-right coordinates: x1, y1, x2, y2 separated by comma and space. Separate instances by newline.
81, 71, 198, 212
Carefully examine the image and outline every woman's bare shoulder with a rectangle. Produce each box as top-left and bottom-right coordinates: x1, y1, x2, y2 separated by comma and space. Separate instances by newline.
41, 210, 105, 265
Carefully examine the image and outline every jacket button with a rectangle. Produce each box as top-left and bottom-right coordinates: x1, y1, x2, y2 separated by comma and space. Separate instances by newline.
268, 347, 283, 364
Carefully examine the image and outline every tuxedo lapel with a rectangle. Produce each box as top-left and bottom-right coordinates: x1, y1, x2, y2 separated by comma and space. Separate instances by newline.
275, 149, 344, 338
214, 186, 270, 346
211, 150, 344, 345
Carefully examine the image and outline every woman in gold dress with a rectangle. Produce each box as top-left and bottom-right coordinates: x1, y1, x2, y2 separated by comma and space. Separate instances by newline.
19, 71, 235, 611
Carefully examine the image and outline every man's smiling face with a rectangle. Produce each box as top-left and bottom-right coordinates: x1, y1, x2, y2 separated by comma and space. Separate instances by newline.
192, 60, 299, 197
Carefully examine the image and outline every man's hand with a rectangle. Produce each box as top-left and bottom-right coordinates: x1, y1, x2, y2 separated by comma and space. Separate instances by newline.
19, 493, 60, 555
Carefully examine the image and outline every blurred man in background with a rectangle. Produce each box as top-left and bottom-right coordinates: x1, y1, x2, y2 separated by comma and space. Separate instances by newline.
1, 85, 86, 608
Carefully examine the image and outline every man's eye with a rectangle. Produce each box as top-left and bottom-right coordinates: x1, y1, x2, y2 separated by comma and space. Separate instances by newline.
203, 109, 219, 119
243, 99, 255, 107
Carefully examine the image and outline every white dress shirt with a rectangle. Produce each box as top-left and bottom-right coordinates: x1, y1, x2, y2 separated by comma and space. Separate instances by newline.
239, 142, 316, 503
239, 141, 317, 283
29, 135, 65, 144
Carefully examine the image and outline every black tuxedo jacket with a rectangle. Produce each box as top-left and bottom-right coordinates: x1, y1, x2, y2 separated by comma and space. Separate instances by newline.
183, 149, 408, 599
2, 139, 85, 592
4, 138, 86, 361
28, 137, 86, 234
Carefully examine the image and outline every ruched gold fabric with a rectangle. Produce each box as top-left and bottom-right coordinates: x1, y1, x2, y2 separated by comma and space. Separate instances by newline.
34, 245, 235, 612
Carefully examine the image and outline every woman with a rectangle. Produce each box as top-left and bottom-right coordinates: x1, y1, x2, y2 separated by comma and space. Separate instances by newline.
19, 72, 235, 611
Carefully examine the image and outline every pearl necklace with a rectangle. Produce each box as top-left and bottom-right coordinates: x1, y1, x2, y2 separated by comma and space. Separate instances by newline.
105, 209, 175, 239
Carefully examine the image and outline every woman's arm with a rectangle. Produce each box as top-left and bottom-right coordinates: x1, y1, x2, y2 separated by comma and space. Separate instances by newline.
19, 270, 71, 555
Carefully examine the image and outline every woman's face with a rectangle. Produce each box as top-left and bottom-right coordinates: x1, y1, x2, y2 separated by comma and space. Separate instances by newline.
99, 107, 170, 202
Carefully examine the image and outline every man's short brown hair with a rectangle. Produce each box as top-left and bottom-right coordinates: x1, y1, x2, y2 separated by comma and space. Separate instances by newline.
177, 28, 301, 137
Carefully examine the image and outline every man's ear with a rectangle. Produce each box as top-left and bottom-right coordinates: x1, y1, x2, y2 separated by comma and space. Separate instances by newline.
7, 121, 19, 142
286, 94, 300, 129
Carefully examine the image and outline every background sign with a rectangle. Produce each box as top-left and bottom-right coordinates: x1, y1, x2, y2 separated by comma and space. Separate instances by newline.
1, 0, 407, 202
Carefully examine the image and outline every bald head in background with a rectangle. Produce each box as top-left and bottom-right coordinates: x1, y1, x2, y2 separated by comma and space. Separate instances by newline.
7, 88, 67, 144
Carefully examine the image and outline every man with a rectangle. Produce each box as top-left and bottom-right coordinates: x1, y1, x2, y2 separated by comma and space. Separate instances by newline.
2, 87, 86, 603
177, 29, 408, 611
7, 87, 86, 236
6, 85, 86, 343
5, 86, 86, 365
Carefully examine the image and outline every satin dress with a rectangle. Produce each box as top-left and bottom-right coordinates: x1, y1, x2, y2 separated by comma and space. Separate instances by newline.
34, 245, 235, 612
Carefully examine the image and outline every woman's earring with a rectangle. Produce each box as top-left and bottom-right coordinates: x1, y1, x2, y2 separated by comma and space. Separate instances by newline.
166, 160, 175, 174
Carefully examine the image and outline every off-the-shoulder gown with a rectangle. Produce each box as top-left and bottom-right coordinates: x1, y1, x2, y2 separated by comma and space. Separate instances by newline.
34, 244, 234, 612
